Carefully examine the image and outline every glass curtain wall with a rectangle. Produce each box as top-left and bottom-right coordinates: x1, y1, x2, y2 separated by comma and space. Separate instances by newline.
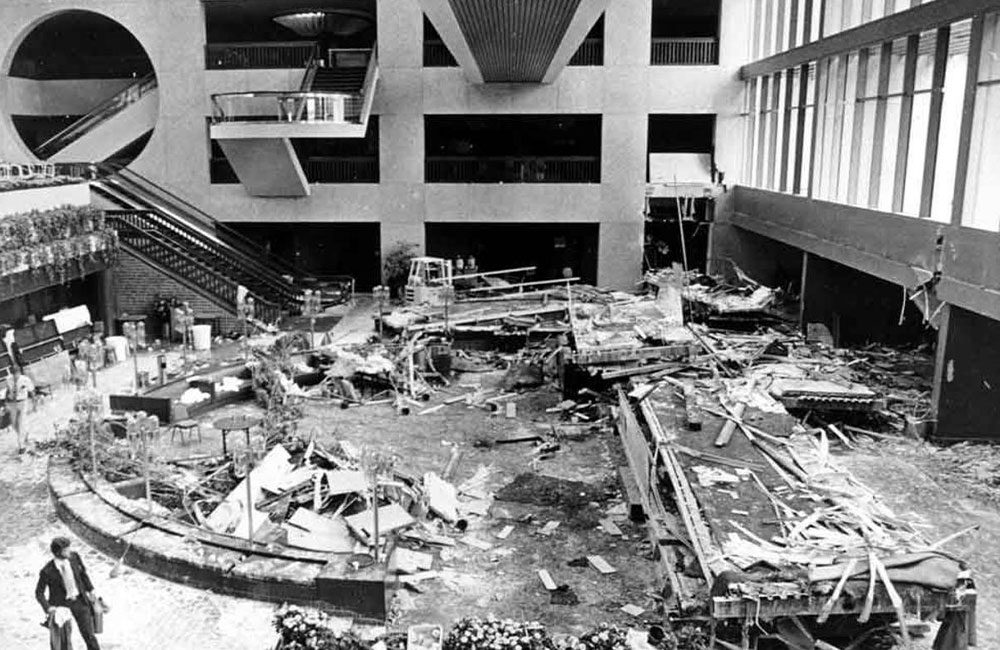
751, 0, 939, 59
742, 9, 991, 228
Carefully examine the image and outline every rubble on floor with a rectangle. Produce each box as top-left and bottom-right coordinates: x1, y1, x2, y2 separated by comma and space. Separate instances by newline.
86, 267, 978, 648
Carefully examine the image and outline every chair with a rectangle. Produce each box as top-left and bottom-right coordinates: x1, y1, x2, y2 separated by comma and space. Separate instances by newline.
170, 403, 201, 445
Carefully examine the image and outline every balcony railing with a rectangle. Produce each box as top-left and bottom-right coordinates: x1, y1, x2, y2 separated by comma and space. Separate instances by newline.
211, 91, 364, 125
650, 37, 719, 65
304, 157, 379, 183
206, 41, 319, 70
424, 40, 458, 67
426, 156, 600, 184
568, 38, 604, 66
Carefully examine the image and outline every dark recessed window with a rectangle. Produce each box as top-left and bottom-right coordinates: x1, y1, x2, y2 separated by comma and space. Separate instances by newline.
425, 115, 601, 183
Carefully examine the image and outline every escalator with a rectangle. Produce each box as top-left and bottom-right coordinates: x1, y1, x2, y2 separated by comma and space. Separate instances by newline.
35, 73, 159, 164
108, 212, 283, 322
93, 165, 308, 317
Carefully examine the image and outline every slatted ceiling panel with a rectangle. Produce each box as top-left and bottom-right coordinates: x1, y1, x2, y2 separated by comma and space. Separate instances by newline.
448, 0, 583, 82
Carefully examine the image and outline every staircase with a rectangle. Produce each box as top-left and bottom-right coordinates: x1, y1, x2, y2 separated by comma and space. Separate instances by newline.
94, 166, 307, 320
35, 73, 158, 163
310, 66, 367, 93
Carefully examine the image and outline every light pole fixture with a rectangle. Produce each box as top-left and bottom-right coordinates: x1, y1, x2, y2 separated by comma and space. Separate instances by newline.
237, 295, 255, 361
302, 289, 322, 347
373, 285, 390, 338
122, 321, 142, 394
233, 446, 256, 545
440, 285, 456, 333
178, 303, 195, 370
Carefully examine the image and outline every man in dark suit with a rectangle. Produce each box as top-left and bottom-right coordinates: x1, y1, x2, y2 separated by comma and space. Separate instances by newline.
35, 536, 101, 650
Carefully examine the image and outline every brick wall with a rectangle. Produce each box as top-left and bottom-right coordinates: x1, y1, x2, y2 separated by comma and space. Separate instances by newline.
114, 252, 240, 336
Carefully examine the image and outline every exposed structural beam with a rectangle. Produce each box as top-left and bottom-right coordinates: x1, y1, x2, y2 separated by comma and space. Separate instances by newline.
950, 14, 986, 226
418, 0, 485, 83
729, 186, 1000, 324
918, 26, 952, 219
867, 42, 893, 208
891, 34, 919, 214
845, 47, 870, 203
542, 0, 606, 83
741, 0, 1000, 79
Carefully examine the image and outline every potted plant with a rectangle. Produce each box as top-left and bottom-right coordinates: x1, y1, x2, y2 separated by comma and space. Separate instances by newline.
382, 241, 417, 300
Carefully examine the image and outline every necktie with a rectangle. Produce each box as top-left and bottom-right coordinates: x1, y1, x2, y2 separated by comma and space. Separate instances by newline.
58, 560, 78, 600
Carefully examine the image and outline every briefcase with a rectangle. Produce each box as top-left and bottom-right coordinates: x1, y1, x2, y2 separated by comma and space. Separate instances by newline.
90, 596, 110, 634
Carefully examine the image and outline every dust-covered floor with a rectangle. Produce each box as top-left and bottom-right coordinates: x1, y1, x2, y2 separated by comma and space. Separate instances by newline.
179, 369, 663, 635
837, 438, 999, 647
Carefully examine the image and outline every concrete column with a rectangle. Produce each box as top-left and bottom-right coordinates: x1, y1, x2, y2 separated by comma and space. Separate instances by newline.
377, 0, 426, 281
597, 221, 643, 288
933, 304, 1000, 441
98, 267, 118, 334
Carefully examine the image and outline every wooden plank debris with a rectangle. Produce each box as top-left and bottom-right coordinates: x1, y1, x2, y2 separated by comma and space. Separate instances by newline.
344, 503, 415, 543
599, 518, 623, 536
495, 525, 514, 540
283, 508, 355, 553
714, 402, 746, 447
460, 536, 493, 551
587, 555, 617, 574
620, 604, 645, 617
539, 520, 561, 536
538, 569, 558, 591
683, 384, 702, 431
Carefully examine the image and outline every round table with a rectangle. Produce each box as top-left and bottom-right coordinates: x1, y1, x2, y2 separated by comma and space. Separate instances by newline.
213, 415, 262, 457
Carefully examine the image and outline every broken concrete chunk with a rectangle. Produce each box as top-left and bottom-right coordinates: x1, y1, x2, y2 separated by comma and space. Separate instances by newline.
324, 469, 368, 496
344, 503, 415, 543
620, 604, 645, 617
495, 525, 514, 540
391, 548, 435, 574
599, 518, 623, 536
283, 508, 355, 553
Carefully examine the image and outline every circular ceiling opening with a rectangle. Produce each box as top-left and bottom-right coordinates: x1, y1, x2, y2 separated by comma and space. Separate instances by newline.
8, 10, 158, 166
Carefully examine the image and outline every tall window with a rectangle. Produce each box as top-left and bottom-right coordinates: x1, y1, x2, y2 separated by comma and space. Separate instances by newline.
964, 13, 1000, 230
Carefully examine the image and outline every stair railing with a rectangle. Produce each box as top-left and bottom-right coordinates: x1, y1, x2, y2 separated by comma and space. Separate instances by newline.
110, 212, 282, 321
35, 73, 158, 160
102, 206, 301, 307
98, 163, 305, 281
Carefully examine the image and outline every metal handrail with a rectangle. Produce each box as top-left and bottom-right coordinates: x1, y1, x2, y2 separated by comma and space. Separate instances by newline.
100, 164, 298, 274
568, 38, 604, 66
300, 52, 320, 91
426, 155, 600, 183
110, 213, 281, 321
35, 73, 158, 160
205, 41, 319, 69
210, 91, 365, 125
106, 208, 299, 306
650, 37, 719, 65
96, 173, 304, 293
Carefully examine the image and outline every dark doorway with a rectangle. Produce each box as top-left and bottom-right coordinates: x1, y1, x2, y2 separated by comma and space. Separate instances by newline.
425, 223, 599, 285
644, 197, 712, 272
230, 223, 381, 290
